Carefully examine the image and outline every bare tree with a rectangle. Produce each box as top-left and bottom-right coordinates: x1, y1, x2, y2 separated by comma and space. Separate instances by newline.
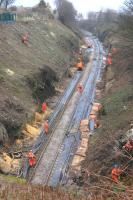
0, 0, 5, 6
0, 0, 15, 9
38, 0, 47, 8
55, 0, 77, 25
118, 0, 133, 69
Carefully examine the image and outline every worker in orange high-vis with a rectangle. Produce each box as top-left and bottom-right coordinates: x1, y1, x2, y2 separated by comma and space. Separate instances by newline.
22, 33, 29, 45
93, 103, 102, 111
123, 139, 133, 152
44, 120, 49, 134
111, 165, 123, 183
107, 57, 112, 65
94, 120, 101, 129
77, 83, 84, 94
42, 102, 47, 113
27, 150, 36, 167
107, 53, 112, 66
76, 59, 84, 71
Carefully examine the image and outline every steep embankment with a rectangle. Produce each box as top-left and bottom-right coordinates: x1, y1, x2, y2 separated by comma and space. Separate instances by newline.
78, 49, 133, 198
0, 20, 79, 143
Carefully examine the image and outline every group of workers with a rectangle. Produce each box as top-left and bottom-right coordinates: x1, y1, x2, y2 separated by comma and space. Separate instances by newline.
27, 101, 49, 167
27, 45, 113, 168
88, 101, 133, 184
76, 43, 92, 71
111, 139, 133, 184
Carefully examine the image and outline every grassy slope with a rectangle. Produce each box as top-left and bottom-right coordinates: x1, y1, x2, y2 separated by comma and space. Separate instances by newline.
0, 20, 78, 103
0, 19, 79, 139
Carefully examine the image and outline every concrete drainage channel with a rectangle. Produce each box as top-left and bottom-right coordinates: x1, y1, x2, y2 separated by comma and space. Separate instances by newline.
23, 34, 105, 186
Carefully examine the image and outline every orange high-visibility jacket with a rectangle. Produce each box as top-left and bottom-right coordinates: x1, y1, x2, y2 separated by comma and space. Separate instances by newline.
28, 152, 35, 159
77, 85, 83, 93
27, 152, 36, 167
111, 168, 122, 183
124, 140, 133, 151
76, 62, 84, 70
107, 57, 112, 65
22, 33, 29, 44
42, 102, 47, 112
93, 103, 102, 111
44, 121, 49, 134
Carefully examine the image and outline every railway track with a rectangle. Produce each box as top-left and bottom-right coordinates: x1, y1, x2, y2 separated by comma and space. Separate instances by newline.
26, 35, 104, 185
47, 37, 105, 187
22, 36, 93, 179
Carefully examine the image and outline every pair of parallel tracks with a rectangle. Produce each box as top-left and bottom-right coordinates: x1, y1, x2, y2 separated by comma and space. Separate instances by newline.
26, 36, 104, 185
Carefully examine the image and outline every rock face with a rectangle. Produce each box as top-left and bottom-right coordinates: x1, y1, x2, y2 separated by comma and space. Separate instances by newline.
0, 123, 9, 144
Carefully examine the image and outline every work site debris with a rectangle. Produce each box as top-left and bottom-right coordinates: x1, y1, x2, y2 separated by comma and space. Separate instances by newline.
0, 152, 21, 175
80, 119, 89, 138
67, 67, 77, 78
22, 124, 40, 138
69, 119, 89, 177
35, 112, 44, 124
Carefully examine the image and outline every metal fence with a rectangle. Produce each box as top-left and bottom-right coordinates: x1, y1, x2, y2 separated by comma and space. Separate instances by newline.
0, 12, 16, 23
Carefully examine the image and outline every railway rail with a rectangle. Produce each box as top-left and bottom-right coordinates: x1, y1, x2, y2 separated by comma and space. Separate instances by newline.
25, 34, 105, 186
46, 37, 105, 187
22, 36, 93, 179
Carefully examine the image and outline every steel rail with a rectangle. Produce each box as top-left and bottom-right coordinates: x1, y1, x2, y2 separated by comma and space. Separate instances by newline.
45, 38, 104, 186
34, 37, 102, 186
27, 38, 94, 182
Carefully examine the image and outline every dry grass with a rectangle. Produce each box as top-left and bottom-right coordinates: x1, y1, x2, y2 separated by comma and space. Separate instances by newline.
0, 19, 79, 141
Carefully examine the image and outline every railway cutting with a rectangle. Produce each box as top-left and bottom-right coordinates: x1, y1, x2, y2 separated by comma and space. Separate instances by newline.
27, 34, 105, 186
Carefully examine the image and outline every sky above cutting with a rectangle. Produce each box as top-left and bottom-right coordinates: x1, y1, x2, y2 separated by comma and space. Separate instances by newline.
15, 0, 124, 15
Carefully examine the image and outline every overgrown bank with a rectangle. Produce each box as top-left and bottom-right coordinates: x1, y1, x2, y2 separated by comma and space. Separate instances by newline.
77, 48, 133, 199
0, 19, 79, 144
